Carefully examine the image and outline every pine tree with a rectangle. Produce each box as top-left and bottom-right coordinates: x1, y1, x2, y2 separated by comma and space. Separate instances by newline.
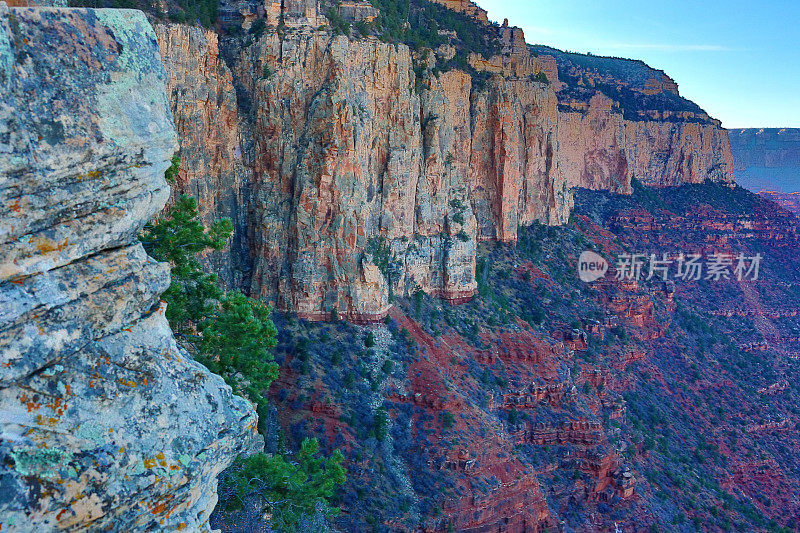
227, 438, 346, 532
140, 194, 232, 333
198, 290, 279, 409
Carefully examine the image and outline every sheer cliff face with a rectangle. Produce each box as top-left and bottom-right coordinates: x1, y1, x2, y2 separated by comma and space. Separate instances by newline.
623, 119, 735, 187
0, 7, 257, 530
154, 9, 733, 321
156, 26, 570, 320
153, 24, 253, 288
559, 111, 734, 192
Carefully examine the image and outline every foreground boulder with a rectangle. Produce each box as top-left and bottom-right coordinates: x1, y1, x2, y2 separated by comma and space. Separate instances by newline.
0, 5, 258, 530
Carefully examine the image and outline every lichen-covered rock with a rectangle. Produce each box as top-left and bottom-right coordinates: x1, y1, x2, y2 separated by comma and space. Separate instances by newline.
0, 6, 259, 531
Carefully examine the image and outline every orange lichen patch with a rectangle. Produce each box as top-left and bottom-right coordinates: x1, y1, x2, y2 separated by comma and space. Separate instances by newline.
123, 327, 133, 333
118, 447, 125, 453
142, 377, 148, 386
56, 509, 68, 521
45, 396, 67, 417
29, 235, 69, 254
20, 394, 41, 412
118, 379, 137, 387
76, 170, 102, 181
143, 458, 157, 469
10, 198, 21, 213
34, 414, 57, 426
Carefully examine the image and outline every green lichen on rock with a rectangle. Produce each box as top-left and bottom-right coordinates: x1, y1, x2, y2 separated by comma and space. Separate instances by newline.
9, 447, 73, 479
76, 421, 105, 447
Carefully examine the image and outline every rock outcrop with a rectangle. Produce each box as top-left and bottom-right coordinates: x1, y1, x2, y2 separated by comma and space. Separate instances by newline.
0, 6, 258, 530
429, 0, 489, 24
535, 45, 736, 193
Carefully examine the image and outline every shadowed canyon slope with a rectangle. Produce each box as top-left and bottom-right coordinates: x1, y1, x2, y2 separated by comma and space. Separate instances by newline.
265, 182, 800, 532
155, 0, 735, 322
0, 6, 258, 530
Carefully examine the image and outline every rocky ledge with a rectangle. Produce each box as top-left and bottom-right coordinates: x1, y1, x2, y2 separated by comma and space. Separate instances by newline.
0, 5, 258, 530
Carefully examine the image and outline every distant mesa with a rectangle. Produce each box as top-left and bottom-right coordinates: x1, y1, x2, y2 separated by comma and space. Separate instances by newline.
729, 128, 800, 193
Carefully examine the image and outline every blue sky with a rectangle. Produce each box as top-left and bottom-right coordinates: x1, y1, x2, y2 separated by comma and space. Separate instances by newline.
475, 0, 800, 128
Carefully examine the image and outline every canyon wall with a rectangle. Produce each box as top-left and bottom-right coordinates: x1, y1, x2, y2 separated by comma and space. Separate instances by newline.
0, 6, 258, 530
535, 45, 736, 194
155, 3, 734, 321
156, 22, 570, 321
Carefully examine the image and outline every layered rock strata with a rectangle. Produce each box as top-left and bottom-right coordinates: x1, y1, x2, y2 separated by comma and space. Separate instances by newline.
155, 6, 735, 321
0, 6, 258, 530
535, 45, 736, 193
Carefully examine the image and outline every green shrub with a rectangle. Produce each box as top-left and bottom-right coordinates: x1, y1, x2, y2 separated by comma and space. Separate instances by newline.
226, 438, 346, 531
441, 411, 456, 429
326, 8, 351, 36
373, 407, 389, 441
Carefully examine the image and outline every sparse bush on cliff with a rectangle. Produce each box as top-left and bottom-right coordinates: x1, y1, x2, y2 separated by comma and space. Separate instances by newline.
368, 0, 500, 74
373, 407, 389, 440
365, 330, 376, 348
530, 71, 549, 84
326, 8, 351, 36
441, 411, 456, 429
164, 154, 181, 183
